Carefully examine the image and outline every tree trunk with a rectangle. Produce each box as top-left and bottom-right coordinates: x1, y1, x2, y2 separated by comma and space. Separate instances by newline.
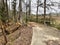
12, 0, 17, 22
44, 0, 46, 24
8, 0, 11, 20
4, 0, 9, 22
1, 0, 7, 45
36, 0, 39, 22
29, 0, 31, 21
19, 0, 22, 23
26, 3, 28, 24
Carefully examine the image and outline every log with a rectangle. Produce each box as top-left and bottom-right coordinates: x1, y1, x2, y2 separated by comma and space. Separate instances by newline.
0, 29, 21, 45
6, 23, 21, 33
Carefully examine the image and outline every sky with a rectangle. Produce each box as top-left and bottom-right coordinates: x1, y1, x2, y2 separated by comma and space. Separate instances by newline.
8, 0, 60, 14
31, 0, 60, 14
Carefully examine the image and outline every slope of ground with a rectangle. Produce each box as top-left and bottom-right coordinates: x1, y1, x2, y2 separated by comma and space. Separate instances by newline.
0, 27, 21, 45
0, 24, 33, 45
6, 26, 33, 45
28, 22, 60, 45
0, 22, 60, 45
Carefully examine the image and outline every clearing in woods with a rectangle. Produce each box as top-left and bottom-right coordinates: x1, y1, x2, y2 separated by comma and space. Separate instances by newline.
28, 22, 60, 45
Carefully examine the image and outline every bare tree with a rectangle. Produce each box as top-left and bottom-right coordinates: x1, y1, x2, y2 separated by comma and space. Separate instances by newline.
12, 0, 17, 22
36, 0, 39, 22
19, 0, 23, 23
25, 1, 30, 23
44, 0, 46, 24
26, 2, 28, 23
29, 0, 31, 21
8, 0, 11, 20
0, 0, 8, 45
5, 0, 9, 21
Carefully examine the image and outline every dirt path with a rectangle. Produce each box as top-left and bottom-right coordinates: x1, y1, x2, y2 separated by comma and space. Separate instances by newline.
29, 22, 60, 45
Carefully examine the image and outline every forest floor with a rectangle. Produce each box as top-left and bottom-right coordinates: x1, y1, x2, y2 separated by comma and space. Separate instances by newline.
28, 22, 60, 45
0, 22, 60, 45
6, 26, 33, 45
0, 23, 33, 45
